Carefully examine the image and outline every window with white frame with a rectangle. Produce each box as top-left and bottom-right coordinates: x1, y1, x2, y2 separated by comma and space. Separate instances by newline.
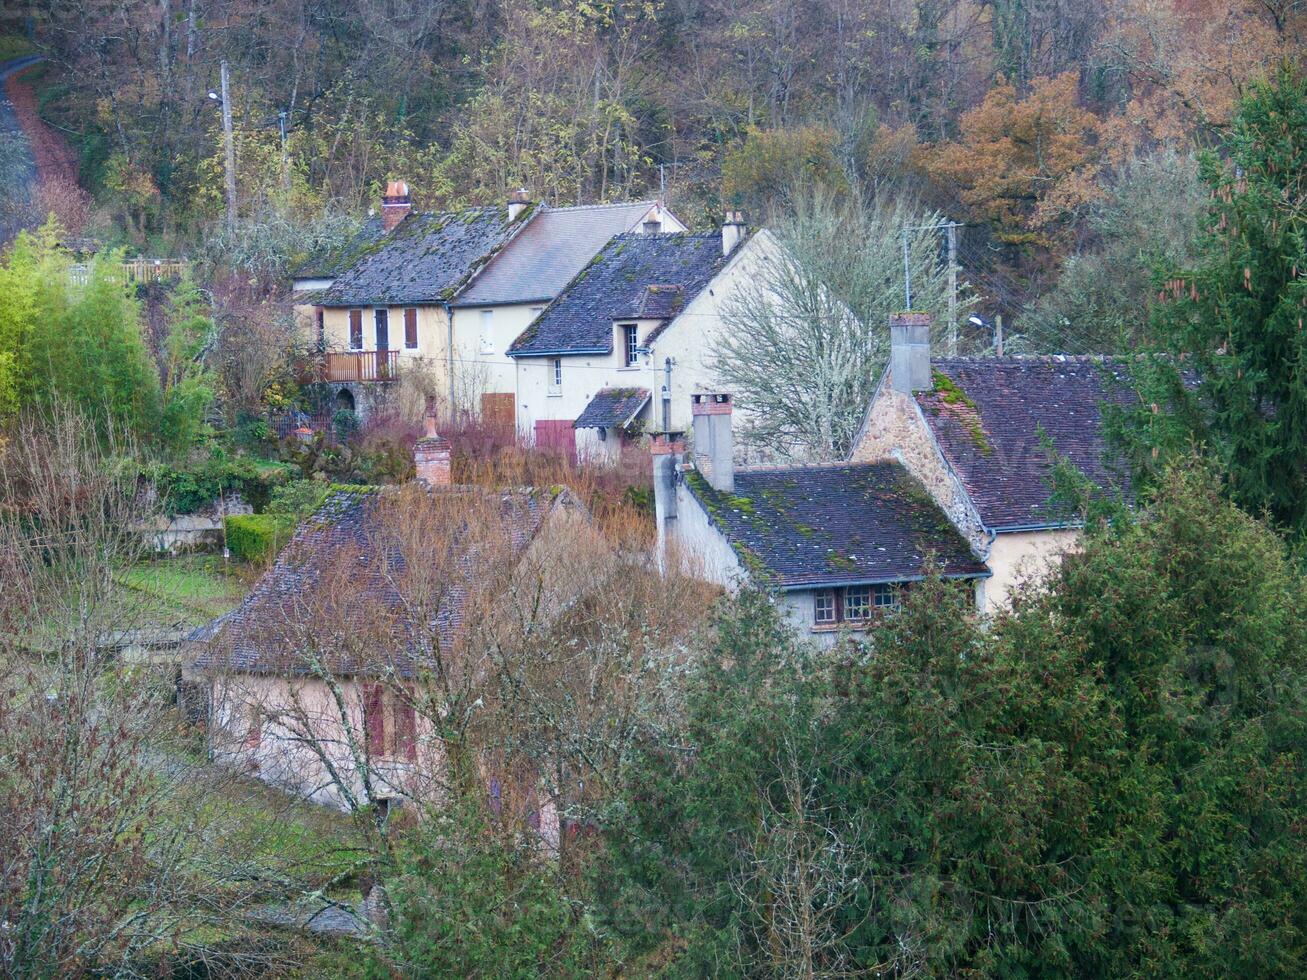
480, 310, 494, 354
873, 583, 899, 610
844, 584, 872, 621
622, 323, 639, 366
548, 357, 562, 395
814, 590, 836, 624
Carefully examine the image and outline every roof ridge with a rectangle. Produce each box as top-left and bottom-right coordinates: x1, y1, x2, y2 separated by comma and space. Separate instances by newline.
934, 354, 1124, 364
543, 200, 657, 213
734, 459, 899, 476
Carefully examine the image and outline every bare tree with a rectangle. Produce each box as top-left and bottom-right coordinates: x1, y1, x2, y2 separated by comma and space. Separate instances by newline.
714, 187, 971, 461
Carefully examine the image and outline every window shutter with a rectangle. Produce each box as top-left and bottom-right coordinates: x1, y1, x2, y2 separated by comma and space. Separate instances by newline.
404, 308, 418, 348
349, 309, 363, 349
395, 695, 417, 761
363, 684, 385, 756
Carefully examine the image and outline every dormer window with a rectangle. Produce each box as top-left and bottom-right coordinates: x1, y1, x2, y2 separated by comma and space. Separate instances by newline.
622, 324, 638, 366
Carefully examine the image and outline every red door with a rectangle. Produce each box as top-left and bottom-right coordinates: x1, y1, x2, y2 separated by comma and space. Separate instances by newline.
534, 419, 576, 464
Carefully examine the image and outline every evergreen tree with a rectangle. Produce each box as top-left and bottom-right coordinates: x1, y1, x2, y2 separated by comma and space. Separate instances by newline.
1134, 66, 1307, 535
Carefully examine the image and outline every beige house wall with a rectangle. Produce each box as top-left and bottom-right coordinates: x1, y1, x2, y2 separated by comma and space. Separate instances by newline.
982, 528, 1080, 611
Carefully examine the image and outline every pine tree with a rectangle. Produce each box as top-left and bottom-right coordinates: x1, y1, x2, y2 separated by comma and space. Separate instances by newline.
1148, 65, 1307, 534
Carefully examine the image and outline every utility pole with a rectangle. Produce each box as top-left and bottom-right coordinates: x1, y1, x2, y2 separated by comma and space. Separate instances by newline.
946, 222, 958, 355
995, 314, 1004, 357
901, 228, 912, 309
219, 59, 236, 233
278, 109, 290, 197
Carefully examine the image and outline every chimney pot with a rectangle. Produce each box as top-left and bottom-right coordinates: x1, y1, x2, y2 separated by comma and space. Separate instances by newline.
382, 180, 412, 232
889, 311, 932, 395
691, 392, 734, 493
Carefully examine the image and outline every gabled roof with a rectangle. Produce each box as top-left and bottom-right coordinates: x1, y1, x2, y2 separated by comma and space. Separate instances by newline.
507, 232, 733, 356
193, 484, 568, 678
573, 387, 651, 429
684, 461, 988, 590
291, 216, 386, 280
318, 208, 520, 307
453, 202, 665, 307
915, 357, 1136, 531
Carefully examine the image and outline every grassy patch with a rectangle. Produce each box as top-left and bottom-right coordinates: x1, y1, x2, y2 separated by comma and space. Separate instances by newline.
115, 554, 250, 626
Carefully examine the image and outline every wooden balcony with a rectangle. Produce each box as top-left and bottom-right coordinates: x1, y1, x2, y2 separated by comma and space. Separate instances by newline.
323, 350, 401, 383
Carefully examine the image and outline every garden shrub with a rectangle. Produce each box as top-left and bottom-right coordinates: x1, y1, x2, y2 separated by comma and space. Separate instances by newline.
224, 513, 295, 563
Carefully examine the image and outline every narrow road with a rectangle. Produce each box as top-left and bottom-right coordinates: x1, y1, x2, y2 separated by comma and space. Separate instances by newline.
0, 54, 45, 243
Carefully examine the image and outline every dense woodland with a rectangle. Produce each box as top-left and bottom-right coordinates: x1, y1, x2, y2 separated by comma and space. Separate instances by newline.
4, 0, 1304, 341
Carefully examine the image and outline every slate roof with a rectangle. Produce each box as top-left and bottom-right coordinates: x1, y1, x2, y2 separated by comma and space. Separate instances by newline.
507, 232, 733, 356
192, 485, 561, 678
684, 461, 988, 590
916, 357, 1137, 531
318, 208, 519, 307
573, 387, 651, 429
291, 216, 386, 279
454, 202, 662, 307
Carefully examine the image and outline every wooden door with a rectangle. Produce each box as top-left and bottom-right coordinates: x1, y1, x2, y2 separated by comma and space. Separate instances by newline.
533, 419, 576, 464
373, 309, 390, 377
481, 392, 515, 434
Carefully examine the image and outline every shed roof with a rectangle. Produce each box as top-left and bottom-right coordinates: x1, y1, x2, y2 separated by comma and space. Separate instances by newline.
684, 461, 988, 590
573, 387, 651, 429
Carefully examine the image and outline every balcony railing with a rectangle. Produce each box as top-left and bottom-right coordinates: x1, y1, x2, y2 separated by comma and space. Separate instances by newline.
323, 350, 401, 382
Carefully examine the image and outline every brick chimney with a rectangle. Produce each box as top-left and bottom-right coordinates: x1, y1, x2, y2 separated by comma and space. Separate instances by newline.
413, 396, 451, 486
721, 210, 747, 256
691, 393, 734, 493
382, 180, 412, 232
507, 187, 530, 222
889, 311, 932, 395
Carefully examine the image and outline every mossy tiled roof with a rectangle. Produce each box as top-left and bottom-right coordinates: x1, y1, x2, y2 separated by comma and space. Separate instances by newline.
318, 208, 518, 307
684, 461, 988, 589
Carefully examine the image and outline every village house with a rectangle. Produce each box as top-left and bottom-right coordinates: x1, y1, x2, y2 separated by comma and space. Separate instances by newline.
188, 408, 593, 827
653, 392, 989, 645
506, 212, 780, 461
852, 312, 1136, 609
293, 182, 681, 424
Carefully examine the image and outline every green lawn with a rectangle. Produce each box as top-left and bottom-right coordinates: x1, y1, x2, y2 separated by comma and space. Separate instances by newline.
115, 554, 251, 627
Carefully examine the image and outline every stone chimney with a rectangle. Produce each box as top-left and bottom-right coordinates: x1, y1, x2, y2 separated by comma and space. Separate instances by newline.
889, 311, 932, 395
382, 180, 412, 232
721, 210, 747, 256
691, 393, 734, 493
413, 396, 451, 486
507, 187, 530, 222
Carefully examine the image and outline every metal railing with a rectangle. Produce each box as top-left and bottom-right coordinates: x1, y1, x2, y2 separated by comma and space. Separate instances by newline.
323, 350, 401, 382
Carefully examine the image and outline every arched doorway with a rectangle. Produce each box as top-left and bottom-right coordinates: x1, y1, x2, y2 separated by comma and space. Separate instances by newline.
336, 387, 356, 413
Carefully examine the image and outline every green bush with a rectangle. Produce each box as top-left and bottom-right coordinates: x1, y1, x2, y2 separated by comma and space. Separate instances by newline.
224, 513, 295, 563
150, 456, 295, 515
266, 479, 331, 519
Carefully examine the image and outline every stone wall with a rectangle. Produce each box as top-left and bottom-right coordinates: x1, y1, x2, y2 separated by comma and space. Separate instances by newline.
852, 382, 987, 550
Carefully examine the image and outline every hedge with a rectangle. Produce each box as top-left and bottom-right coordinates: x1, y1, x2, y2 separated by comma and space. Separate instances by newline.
224, 514, 296, 563
150, 457, 296, 515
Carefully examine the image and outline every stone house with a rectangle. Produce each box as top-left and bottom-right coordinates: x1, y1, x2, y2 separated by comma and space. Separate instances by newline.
293, 182, 681, 424
851, 313, 1137, 609
188, 414, 591, 828
653, 392, 989, 645
506, 213, 784, 462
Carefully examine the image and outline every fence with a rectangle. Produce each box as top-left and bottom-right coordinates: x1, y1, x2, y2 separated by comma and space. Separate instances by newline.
322, 350, 401, 383
68, 258, 189, 285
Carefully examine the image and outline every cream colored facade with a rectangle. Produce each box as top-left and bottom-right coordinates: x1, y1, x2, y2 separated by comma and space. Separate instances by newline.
852, 370, 1081, 612
514, 231, 784, 460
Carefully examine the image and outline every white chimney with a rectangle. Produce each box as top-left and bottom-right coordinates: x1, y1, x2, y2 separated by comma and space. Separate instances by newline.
889, 312, 932, 395
507, 187, 530, 222
691, 393, 734, 493
721, 210, 747, 256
